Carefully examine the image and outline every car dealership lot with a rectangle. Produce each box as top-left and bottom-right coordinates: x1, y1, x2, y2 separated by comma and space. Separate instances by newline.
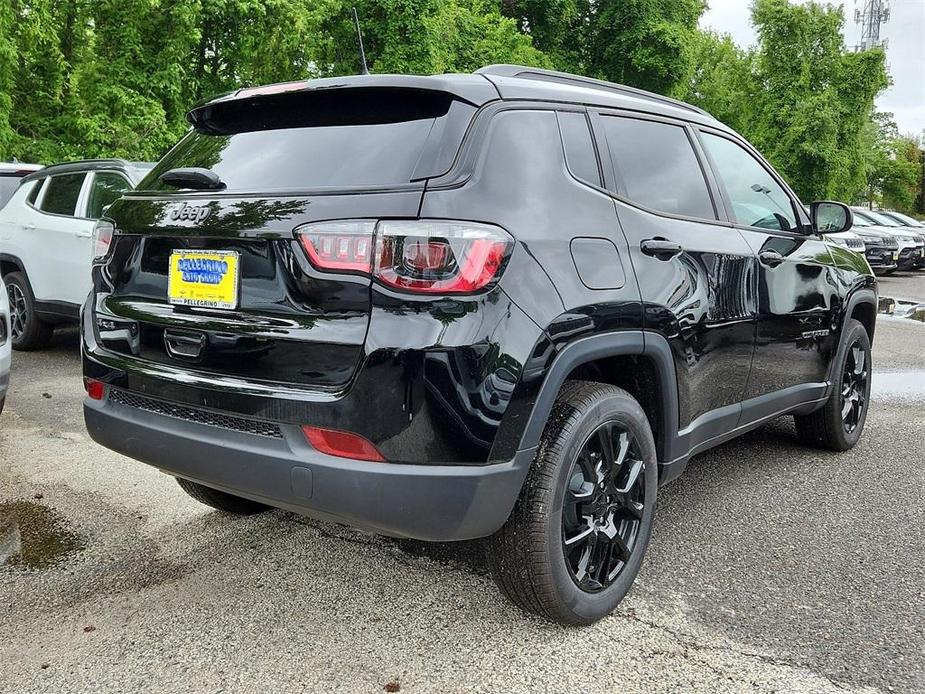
1, 274, 924, 694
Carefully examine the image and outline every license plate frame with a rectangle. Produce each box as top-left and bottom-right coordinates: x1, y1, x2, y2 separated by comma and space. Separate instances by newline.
168, 250, 240, 310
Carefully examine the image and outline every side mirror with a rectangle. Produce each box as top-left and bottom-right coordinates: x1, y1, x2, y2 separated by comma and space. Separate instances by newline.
810, 201, 853, 234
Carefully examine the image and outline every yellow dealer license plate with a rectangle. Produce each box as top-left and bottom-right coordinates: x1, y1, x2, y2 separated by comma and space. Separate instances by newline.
168, 250, 240, 309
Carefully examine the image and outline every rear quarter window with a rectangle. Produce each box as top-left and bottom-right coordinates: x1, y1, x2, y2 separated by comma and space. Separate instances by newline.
557, 111, 601, 187
39, 173, 86, 216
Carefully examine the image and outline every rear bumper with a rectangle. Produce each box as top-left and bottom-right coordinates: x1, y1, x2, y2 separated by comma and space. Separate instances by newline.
83, 393, 535, 541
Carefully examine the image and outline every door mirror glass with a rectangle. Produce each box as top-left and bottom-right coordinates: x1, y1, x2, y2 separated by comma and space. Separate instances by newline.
810, 201, 853, 234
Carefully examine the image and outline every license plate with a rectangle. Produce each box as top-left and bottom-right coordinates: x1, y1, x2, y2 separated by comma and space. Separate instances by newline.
892, 251, 899, 262
168, 250, 240, 309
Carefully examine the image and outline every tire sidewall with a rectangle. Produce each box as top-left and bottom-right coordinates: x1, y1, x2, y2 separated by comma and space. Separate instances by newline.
830, 320, 872, 448
543, 392, 658, 624
4, 272, 48, 351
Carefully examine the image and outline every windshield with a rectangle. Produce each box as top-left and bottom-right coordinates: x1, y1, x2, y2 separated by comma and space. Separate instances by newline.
860, 209, 900, 226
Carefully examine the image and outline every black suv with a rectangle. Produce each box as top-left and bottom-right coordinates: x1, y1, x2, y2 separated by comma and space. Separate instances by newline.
83, 65, 876, 625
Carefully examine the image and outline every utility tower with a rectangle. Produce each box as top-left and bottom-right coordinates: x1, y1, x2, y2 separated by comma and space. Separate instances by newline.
854, 0, 890, 51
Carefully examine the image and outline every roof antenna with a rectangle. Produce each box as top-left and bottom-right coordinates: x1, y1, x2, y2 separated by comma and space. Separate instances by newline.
352, 7, 369, 75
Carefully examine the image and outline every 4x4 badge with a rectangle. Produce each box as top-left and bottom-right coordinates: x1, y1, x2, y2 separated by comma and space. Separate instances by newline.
168, 202, 211, 224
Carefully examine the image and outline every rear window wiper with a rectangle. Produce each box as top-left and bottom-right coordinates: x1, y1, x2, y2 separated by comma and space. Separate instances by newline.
159, 167, 225, 191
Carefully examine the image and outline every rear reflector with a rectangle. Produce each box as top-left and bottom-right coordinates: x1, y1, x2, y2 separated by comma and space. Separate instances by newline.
302, 425, 386, 462
84, 378, 106, 401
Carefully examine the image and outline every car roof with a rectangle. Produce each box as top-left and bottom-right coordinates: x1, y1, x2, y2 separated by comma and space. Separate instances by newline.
21, 159, 155, 184
189, 65, 727, 132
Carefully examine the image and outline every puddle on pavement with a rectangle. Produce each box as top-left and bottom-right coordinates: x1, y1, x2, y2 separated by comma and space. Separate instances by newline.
0, 500, 85, 569
872, 372, 925, 399
878, 297, 925, 322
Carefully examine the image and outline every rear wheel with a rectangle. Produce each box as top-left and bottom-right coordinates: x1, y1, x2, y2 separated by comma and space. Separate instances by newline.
175, 477, 271, 515
487, 381, 658, 625
4, 272, 53, 351
794, 318, 871, 451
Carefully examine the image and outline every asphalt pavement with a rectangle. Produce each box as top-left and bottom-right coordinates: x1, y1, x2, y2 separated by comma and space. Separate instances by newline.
1, 270, 923, 694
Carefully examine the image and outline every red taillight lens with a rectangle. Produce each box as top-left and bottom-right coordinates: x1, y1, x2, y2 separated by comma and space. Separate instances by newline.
92, 220, 114, 264
296, 219, 512, 294
297, 221, 376, 273
84, 378, 106, 401
302, 425, 386, 462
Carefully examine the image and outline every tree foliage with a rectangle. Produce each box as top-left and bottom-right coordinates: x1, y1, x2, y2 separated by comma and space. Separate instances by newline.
0, 0, 920, 213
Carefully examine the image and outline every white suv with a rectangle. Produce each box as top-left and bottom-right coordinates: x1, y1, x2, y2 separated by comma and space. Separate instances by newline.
0, 160, 152, 350
0, 275, 10, 414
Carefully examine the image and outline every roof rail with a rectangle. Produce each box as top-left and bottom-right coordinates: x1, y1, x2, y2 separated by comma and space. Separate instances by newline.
475, 64, 710, 117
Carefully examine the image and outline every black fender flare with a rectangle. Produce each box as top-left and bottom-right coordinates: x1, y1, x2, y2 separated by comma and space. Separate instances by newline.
516, 330, 680, 466
0, 253, 27, 279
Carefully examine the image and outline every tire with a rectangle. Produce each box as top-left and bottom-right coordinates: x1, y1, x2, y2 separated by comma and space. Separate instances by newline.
487, 380, 658, 625
3, 272, 53, 351
794, 318, 871, 451
175, 477, 271, 515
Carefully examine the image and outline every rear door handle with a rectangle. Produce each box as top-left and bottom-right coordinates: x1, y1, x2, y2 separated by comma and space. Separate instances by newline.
640, 238, 683, 260
758, 250, 785, 267
22, 223, 36, 231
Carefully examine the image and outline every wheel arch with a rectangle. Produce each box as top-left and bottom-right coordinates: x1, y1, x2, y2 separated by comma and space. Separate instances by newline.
846, 288, 877, 344
0, 253, 27, 283
516, 331, 681, 472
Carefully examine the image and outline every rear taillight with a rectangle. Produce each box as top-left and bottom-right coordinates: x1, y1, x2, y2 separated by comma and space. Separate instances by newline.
91, 220, 115, 263
295, 220, 512, 294
296, 220, 376, 273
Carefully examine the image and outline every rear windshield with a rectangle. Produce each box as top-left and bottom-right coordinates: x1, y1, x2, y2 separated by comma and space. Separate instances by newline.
0, 176, 21, 209
139, 88, 454, 193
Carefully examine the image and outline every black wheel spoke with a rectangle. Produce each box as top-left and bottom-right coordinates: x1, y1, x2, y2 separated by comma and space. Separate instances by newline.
840, 338, 869, 435
563, 420, 647, 594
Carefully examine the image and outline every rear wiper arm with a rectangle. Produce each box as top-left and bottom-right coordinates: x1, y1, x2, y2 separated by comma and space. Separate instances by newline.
159, 167, 226, 191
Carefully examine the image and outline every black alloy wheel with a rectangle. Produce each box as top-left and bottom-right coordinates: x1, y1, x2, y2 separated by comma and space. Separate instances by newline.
794, 318, 871, 451
563, 422, 646, 592
7, 281, 26, 342
840, 340, 868, 434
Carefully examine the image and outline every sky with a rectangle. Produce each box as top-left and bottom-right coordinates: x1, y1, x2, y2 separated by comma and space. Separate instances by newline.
700, 0, 925, 135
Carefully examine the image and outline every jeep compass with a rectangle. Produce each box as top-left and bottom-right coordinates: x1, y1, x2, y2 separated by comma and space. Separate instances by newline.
83, 66, 877, 625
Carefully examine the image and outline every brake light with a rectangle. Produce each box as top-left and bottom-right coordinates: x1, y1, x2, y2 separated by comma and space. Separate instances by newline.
295, 220, 512, 294
84, 378, 106, 401
92, 220, 115, 263
302, 425, 385, 462
297, 220, 375, 273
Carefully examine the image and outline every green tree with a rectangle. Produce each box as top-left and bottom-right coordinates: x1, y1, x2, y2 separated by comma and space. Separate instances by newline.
679, 31, 756, 134
584, 0, 706, 95
748, 0, 888, 201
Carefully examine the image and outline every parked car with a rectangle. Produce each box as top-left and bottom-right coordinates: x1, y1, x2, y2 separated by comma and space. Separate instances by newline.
0, 159, 153, 350
875, 209, 925, 268
852, 207, 923, 271
822, 229, 866, 253
0, 162, 42, 210
0, 275, 10, 415
848, 213, 899, 274
82, 65, 877, 625
876, 209, 925, 228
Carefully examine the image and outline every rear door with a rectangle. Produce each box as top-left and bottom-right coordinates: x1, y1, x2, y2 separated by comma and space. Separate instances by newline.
30, 171, 94, 306
594, 112, 757, 438
696, 128, 838, 401
97, 87, 474, 391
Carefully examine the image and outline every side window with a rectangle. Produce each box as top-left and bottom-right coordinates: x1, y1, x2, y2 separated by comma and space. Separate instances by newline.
87, 172, 130, 219
557, 111, 601, 186
600, 116, 715, 220
39, 173, 86, 216
700, 133, 798, 232
26, 178, 44, 205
